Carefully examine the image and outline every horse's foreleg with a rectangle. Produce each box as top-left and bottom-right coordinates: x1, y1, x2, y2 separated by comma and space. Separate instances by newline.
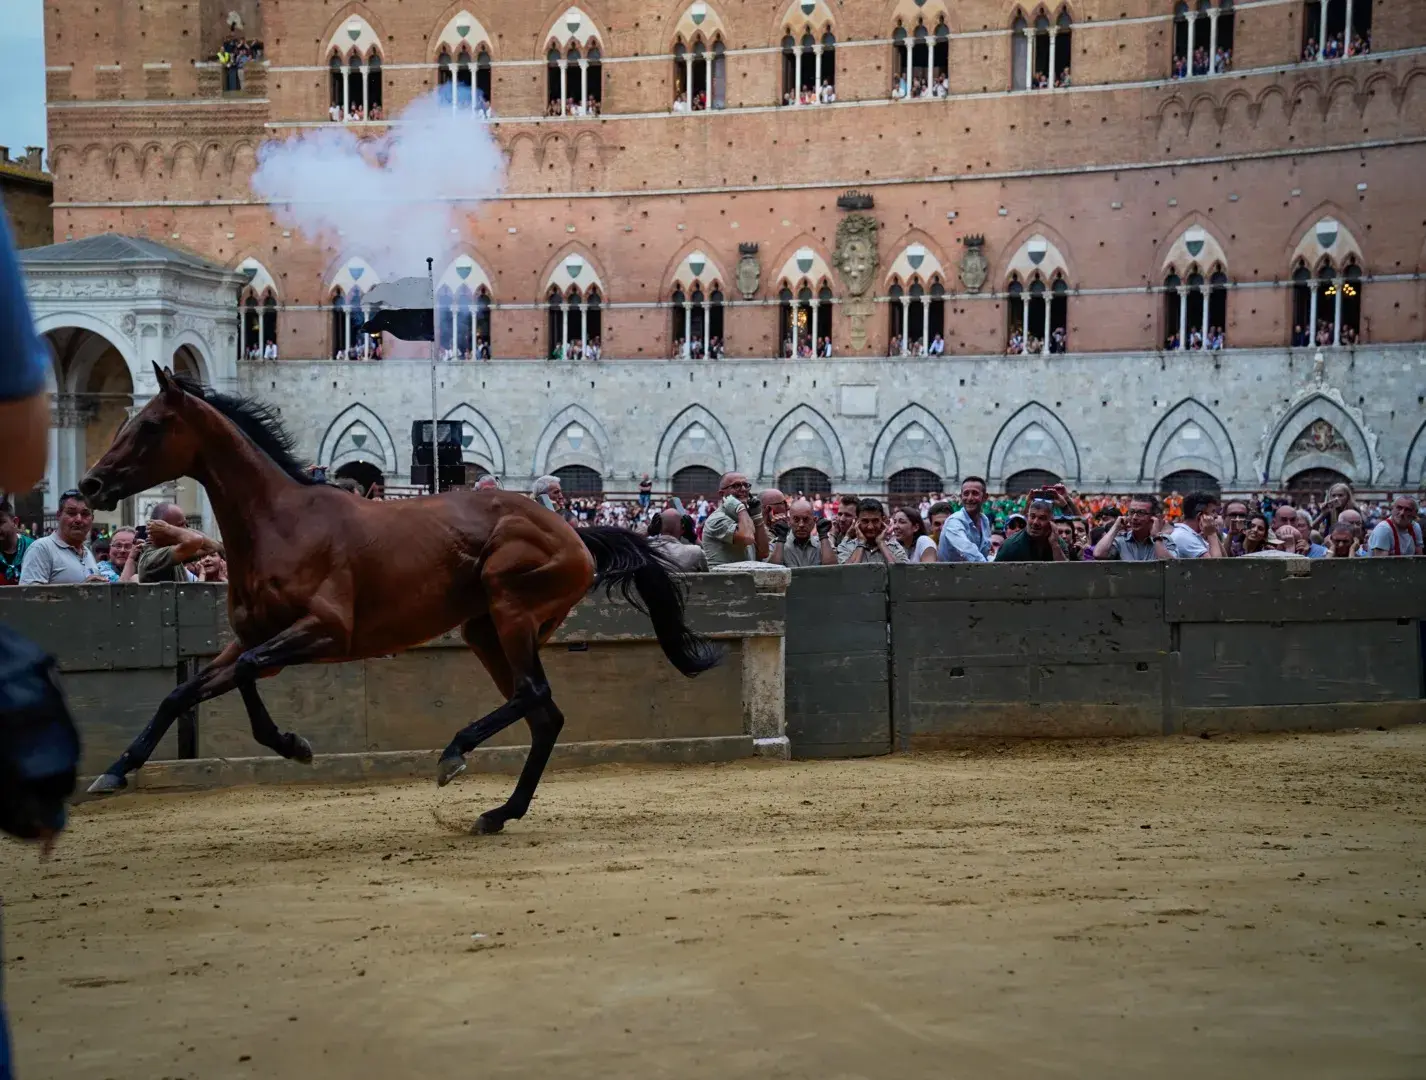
87, 641, 245, 795
238, 681, 313, 764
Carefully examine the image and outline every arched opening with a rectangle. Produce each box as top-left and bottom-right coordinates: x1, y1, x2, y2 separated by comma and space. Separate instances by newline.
895, 20, 950, 97
671, 465, 721, 501
554, 464, 603, 497
779, 282, 833, 357
1005, 468, 1061, 495
547, 41, 602, 116
330, 286, 370, 359
328, 50, 382, 120
1007, 273, 1068, 355
778, 467, 832, 496
1173, 0, 1234, 78
669, 285, 724, 357
1287, 467, 1351, 500
672, 38, 721, 111
438, 46, 493, 115
548, 286, 602, 360
239, 287, 278, 360
1293, 257, 1362, 347
1159, 469, 1220, 496
781, 27, 835, 105
1013, 10, 1071, 90
334, 461, 384, 494
1302, 0, 1371, 60
888, 467, 943, 506
1164, 268, 1224, 350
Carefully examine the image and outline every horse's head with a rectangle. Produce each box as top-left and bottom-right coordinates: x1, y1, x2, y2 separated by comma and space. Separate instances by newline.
80, 363, 202, 512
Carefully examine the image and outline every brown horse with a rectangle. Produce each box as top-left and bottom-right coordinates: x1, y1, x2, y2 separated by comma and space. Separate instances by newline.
79, 366, 720, 833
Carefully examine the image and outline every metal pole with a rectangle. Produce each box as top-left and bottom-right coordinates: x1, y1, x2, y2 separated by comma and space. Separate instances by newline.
428, 256, 438, 494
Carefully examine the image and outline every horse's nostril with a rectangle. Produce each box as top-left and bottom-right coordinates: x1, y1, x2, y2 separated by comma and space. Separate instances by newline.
79, 476, 102, 498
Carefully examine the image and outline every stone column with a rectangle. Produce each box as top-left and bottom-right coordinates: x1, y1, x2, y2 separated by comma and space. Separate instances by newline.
1177, 285, 1189, 348
580, 300, 589, 353
685, 54, 694, 109
1308, 279, 1319, 342
559, 58, 568, 114
813, 44, 823, 97
900, 295, 911, 355
904, 38, 914, 94
701, 298, 711, 355
1023, 28, 1035, 89
1185, 13, 1197, 74
1047, 27, 1058, 86
809, 301, 819, 357
921, 295, 931, 351
1332, 270, 1343, 345
1208, 10, 1220, 70
1041, 297, 1052, 356
1318, 1, 1329, 58
787, 296, 798, 354
560, 299, 569, 356
1344, 0, 1354, 51
579, 58, 589, 109
343, 64, 351, 117
793, 45, 803, 103
360, 64, 369, 114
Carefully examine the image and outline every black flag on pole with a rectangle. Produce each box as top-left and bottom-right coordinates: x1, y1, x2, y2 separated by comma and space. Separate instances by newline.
361, 277, 436, 341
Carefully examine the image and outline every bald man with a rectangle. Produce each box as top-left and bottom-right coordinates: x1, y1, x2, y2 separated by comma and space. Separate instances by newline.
138, 502, 223, 583
648, 507, 708, 573
770, 498, 835, 567
701, 471, 768, 566
759, 489, 788, 531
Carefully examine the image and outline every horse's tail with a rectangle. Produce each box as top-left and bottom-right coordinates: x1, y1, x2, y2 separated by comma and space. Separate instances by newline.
578, 527, 722, 678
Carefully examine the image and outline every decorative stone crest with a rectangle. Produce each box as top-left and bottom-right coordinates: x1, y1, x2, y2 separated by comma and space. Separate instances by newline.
1285, 419, 1355, 465
831, 213, 878, 298
959, 234, 989, 293
735, 242, 760, 299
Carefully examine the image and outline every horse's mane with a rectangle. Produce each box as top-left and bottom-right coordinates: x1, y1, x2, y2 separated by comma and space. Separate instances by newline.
174, 374, 322, 486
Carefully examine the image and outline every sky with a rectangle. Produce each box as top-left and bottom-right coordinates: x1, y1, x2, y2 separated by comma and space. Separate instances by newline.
0, 0, 47, 156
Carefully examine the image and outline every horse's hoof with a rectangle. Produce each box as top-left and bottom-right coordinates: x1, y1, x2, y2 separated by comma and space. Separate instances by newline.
87, 773, 128, 796
289, 735, 314, 765
436, 756, 467, 788
471, 813, 505, 835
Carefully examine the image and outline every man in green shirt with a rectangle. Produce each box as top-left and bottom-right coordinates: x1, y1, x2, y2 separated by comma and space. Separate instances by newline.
994, 490, 1069, 563
137, 503, 223, 583
0, 501, 32, 586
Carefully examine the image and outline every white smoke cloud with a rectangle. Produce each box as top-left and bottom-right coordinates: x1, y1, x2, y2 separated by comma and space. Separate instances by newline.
250, 92, 504, 278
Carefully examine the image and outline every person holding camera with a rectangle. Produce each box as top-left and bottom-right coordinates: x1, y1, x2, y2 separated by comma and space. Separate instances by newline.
836, 497, 909, 565
1167, 491, 1225, 559
770, 498, 836, 567
701, 472, 768, 566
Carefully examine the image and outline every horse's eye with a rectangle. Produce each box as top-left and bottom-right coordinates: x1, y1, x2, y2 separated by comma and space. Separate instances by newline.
138, 419, 162, 435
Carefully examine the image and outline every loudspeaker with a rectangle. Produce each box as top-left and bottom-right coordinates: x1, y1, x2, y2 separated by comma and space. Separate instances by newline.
412, 420, 461, 448
410, 464, 468, 493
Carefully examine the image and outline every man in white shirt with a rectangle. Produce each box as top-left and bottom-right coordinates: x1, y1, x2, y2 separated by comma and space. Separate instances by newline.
18, 491, 105, 585
937, 476, 994, 563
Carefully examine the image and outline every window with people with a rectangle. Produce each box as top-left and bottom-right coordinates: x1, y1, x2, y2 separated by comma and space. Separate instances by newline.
328, 49, 383, 123
669, 286, 725, 359
1291, 257, 1363, 347
672, 38, 727, 112
438, 47, 493, 116
436, 285, 493, 361
546, 13, 603, 119
891, 19, 950, 100
1011, 8, 1072, 91
781, 26, 838, 106
1162, 267, 1228, 351
779, 282, 835, 358
547, 286, 603, 360
240, 290, 278, 361
1302, 0, 1371, 62
1005, 273, 1068, 356
1171, 0, 1234, 78
886, 279, 946, 357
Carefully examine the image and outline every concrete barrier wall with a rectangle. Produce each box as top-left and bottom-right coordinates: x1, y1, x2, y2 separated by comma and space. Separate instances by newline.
781, 559, 1426, 755
0, 571, 788, 784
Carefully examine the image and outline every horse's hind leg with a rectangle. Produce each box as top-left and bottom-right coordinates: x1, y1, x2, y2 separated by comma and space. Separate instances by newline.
475, 652, 565, 835
238, 680, 313, 764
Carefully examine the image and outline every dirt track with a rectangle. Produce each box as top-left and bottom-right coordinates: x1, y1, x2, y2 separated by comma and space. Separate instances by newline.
5, 729, 1426, 1079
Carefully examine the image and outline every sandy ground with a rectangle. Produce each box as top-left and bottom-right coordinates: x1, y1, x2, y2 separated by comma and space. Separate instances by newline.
4, 729, 1426, 1079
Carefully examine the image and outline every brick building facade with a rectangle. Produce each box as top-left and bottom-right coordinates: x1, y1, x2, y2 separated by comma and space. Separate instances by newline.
29, 0, 1426, 502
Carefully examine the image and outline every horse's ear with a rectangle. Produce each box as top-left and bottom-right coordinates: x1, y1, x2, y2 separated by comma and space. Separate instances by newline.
153, 363, 181, 399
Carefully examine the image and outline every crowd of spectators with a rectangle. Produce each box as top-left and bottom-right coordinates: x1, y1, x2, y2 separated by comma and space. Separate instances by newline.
549, 337, 602, 361
1292, 321, 1360, 347
1171, 45, 1231, 78
786, 82, 836, 106
1165, 326, 1226, 351
547, 97, 601, 117
3, 478, 1420, 589
1302, 31, 1370, 62
670, 337, 725, 360
783, 335, 834, 359
215, 29, 263, 93
1007, 326, 1069, 355
328, 103, 386, 123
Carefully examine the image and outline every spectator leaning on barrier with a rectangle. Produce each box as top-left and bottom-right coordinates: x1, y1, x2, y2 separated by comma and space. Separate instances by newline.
1369, 496, 1422, 557
770, 498, 836, 568
1168, 492, 1224, 559
647, 508, 708, 573
1091, 494, 1172, 561
138, 503, 223, 583
18, 491, 105, 585
938, 476, 993, 563
701, 472, 767, 566
836, 498, 908, 565
995, 492, 1068, 562
0, 501, 33, 586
